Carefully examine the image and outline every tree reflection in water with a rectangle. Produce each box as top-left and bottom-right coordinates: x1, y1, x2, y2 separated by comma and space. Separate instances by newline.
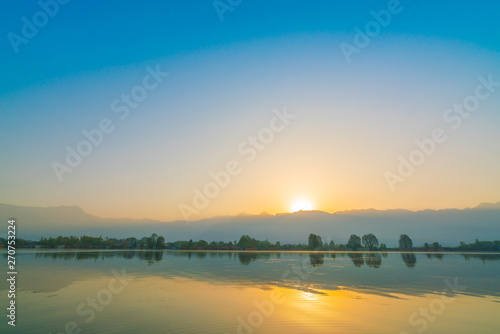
426, 253, 444, 260
309, 253, 325, 267
401, 253, 417, 267
29, 250, 500, 270
238, 252, 259, 265
462, 253, 500, 262
365, 253, 382, 268
348, 253, 365, 267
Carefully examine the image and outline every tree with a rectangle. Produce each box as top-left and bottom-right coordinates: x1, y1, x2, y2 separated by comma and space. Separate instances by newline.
48, 237, 57, 248
379, 243, 387, 250
197, 240, 208, 249
67, 236, 79, 247
258, 239, 272, 250
424, 242, 430, 250
156, 236, 165, 249
346, 234, 362, 250
399, 234, 413, 250
125, 237, 137, 248
308, 233, 323, 250
147, 233, 158, 249
237, 235, 258, 249
362, 233, 379, 250
431, 241, 441, 250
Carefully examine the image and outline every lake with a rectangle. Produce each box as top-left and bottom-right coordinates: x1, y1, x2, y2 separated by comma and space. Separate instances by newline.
1, 250, 500, 333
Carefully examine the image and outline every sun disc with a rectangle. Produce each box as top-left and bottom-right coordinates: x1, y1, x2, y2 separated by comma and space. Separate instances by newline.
291, 199, 314, 212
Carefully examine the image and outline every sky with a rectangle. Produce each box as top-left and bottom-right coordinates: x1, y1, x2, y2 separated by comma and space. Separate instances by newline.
1, 0, 500, 221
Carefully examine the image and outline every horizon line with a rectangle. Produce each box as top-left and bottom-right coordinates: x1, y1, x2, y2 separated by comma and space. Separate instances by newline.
1, 200, 499, 223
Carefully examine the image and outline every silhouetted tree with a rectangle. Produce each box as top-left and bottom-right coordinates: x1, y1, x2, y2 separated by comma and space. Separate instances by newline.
147, 233, 158, 249
399, 234, 413, 250
197, 240, 208, 249
155, 236, 165, 249
346, 234, 362, 250
431, 241, 441, 250
237, 235, 258, 249
125, 237, 137, 248
362, 233, 379, 250
258, 239, 272, 250
308, 233, 323, 250
458, 240, 500, 251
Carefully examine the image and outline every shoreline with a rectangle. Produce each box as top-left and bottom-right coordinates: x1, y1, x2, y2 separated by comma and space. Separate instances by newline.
4, 249, 500, 255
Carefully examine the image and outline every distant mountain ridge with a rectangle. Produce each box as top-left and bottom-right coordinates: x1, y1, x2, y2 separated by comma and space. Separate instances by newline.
1, 202, 499, 246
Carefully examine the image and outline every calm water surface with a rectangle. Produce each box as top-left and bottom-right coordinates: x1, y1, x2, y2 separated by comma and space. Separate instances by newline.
1, 250, 500, 333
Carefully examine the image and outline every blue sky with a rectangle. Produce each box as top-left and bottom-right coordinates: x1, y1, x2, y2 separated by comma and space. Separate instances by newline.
1, 0, 499, 94
1, 0, 500, 220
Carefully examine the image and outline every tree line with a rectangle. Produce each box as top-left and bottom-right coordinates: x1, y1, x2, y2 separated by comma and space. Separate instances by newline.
2, 234, 167, 249
1, 233, 499, 251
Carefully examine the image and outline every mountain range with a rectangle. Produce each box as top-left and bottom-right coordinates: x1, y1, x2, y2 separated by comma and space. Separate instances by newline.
1, 202, 499, 246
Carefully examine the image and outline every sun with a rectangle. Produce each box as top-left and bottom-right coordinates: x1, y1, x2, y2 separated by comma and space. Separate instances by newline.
290, 199, 314, 212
